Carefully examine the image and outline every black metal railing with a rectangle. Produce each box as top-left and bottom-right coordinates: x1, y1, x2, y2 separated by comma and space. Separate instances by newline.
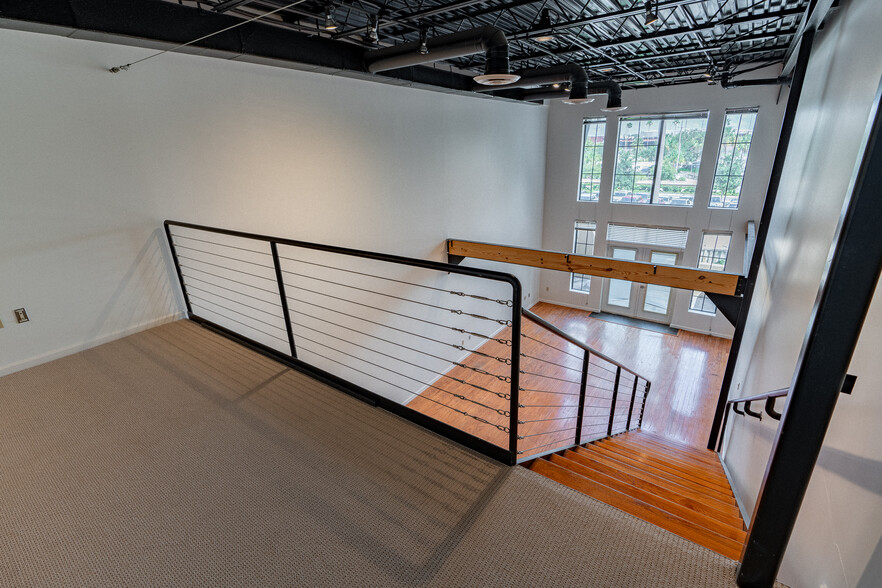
717, 374, 856, 451
515, 309, 651, 461
717, 388, 790, 450
165, 220, 523, 463
164, 220, 651, 465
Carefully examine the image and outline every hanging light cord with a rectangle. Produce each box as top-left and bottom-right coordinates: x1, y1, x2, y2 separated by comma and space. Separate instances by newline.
109, 0, 309, 73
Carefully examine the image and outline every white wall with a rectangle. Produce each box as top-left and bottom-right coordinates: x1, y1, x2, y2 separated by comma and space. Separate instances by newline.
0, 28, 547, 377
722, 1, 882, 586
540, 74, 787, 337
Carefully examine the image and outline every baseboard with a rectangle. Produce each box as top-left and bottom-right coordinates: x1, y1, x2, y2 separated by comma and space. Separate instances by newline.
718, 455, 752, 525
535, 298, 600, 313
669, 322, 735, 339
0, 312, 186, 378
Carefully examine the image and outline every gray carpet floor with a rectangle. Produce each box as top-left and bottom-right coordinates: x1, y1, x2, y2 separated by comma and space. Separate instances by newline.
0, 320, 756, 587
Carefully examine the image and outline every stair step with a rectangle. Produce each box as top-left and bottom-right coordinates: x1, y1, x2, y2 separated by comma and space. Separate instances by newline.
573, 445, 738, 506
560, 449, 743, 525
599, 438, 731, 486
548, 454, 746, 542
588, 442, 734, 495
530, 458, 744, 560
613, 432, 721, 466
636, 430, 722, 461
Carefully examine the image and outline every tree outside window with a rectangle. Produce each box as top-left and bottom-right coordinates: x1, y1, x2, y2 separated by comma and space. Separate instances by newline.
578, 119, 606, 202
710, 108, 758, 209
613, 113, 708, 206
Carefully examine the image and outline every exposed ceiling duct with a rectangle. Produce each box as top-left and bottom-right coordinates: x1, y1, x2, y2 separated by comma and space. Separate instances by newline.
364, 25, 519, 86
522, 80, 627, 111
481, 64, 625, 109
473, 63, 587, 93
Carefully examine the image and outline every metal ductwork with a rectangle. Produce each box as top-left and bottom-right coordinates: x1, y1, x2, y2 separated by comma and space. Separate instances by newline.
364, 25, 519, 85
501, 75, 626, 111
721, 72, 791, 88
474, 63, 588, 93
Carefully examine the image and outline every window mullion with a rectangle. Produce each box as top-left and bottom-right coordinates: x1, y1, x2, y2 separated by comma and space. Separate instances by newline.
651, 119, 666, 204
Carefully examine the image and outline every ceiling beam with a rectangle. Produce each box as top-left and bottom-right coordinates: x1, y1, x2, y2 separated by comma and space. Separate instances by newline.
447, 240, 744, 295
510, 8, 803, 64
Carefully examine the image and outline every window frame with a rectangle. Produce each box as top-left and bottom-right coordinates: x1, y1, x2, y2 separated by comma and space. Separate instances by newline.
709, 107, 759, 210
577, 118, 607, 202
612, 111, 709, 207
569, 220, 597, 294
689, 232, 732, 315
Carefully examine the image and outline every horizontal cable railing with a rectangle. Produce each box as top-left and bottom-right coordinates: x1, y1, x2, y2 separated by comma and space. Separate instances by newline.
164, 221, 653, 466
516, 309, 651, 461
165, 220, 523, 464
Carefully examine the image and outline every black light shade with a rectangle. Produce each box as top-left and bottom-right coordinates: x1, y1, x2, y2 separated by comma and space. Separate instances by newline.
323, 6, 338, 31
532, 9, 555, 42
644, 1, 659, 26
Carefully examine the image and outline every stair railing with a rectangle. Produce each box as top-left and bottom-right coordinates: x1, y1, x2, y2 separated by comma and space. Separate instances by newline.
717, 374, 856, 451
516, 309, 651, 461
164, 220, 524, 464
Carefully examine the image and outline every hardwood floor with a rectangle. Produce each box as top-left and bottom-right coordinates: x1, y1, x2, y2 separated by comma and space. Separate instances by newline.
406, 301, 730, 452
529, 430, 746, 560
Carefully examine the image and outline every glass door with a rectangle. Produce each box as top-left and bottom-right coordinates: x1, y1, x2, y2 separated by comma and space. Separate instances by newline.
602, 247, 639, 315
637, 251, 678, 322
601, 247, 679, 324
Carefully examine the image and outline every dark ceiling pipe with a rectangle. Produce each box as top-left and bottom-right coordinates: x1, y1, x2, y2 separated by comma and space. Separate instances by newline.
364, 25, 518, 85
473, 63, 587, 92
721, 72, 792, 88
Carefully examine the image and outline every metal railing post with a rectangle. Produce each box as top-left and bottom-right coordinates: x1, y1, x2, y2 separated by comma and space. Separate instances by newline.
509, 288, 522, 465
608, 366, 621, 437
270, 241, 298, 359
638, 382, 650, 428
575, 350, 590, 445
163, 222, 193, 317
626, 376, 639, 430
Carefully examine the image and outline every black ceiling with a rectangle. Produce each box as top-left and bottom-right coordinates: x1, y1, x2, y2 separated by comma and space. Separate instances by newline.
197, 0, 814, 87
0, 0, 820, 92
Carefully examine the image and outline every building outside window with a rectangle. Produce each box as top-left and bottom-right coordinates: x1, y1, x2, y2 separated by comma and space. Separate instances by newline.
710, 108, 758, 209
613, 112, 709, 206
690, 232, 732, 314
578, 119, 606, 202
570, 220, 597, 293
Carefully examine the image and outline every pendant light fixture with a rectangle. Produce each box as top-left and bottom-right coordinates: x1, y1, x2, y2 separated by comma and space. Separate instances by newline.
644, 1, 659, 26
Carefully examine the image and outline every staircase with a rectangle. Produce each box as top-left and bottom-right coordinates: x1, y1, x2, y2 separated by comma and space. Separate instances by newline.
528, 430, 746, 560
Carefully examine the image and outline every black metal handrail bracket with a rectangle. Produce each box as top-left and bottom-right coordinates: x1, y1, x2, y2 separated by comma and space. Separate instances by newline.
716, 388, 790, 451
164, 220, 524, 465
516, 309, 651, 462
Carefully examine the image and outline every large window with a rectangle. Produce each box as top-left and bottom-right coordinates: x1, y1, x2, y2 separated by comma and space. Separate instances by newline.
690, 233, 732, 314
710, 108, 758, 209
613, 112, 708, 206
578, 119, 606, 202
570, 221, 596, 293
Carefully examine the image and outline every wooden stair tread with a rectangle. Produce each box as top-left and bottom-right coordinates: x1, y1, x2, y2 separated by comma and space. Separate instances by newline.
548, 454, 746, 542
573, 445, 738, 506
560, 449, 743, 524
529, 458, 744, 560
588, 442, 734, 495
612, 433, 721, 466
599, 438, 731, 486
632, 430, 721, 460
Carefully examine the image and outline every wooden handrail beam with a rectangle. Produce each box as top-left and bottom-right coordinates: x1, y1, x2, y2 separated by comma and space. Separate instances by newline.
448, 239, 744, 296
